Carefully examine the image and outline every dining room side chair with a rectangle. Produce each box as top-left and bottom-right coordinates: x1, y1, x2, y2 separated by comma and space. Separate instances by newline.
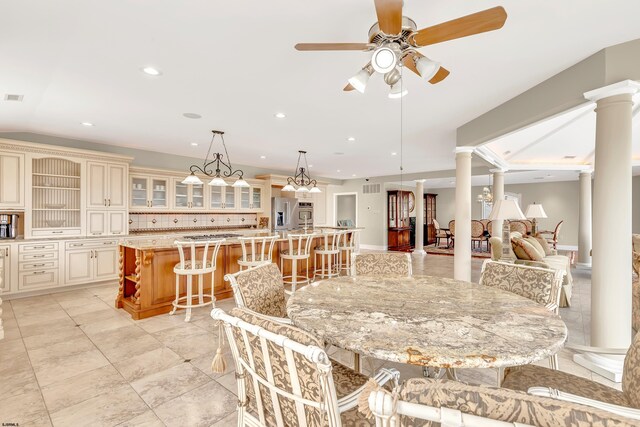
280, 232, 316, 293
171, 238, 225, 322
224, 262, 290, 323
540, 220, 564, 249
432, 218, 450, 248
338, 229, 360, 274
479, 260, 564, 375
448, 220, 456, 248
366, 378, 639, 426
237, 235, 278, 271
471, 220, 485, 250
211, 307, 400, 427
350, 252, 412, 278
501, 331, 640, 422
509, 220, 528, 236
313, 230, 344, 281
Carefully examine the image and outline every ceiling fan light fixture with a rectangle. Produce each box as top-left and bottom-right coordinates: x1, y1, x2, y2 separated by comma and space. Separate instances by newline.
383, 68, 401, 86
414, 56, 440, 81
348, 68, 371, 93
371, 47, 397, 74
388, 82, 408, 99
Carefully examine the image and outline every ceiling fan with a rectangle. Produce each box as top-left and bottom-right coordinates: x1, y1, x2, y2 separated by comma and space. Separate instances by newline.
295, 1, 507, 98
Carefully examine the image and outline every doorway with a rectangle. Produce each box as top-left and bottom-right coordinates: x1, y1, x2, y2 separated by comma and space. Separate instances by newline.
334, 193, 358, 227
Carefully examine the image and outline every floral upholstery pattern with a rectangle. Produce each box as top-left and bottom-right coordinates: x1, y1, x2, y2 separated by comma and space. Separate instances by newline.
229, 263, 287, 318
396, 378, 637, 426
352, 253, 412, 277
479, 261, 561, 308
509, 220, 528, 235
471, 220, 484, 239
227, 308, 374, 426
633, 279, 639, 333
623, 329, 640, 408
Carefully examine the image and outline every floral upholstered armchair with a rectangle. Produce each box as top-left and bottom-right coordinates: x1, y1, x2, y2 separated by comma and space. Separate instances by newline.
366, 378, 639, 426
351, 252, 412, 278
212, 307, 399, 427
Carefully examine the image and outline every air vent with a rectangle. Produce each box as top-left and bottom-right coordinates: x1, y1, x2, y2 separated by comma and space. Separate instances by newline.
563, 155, 576, 159
362, 183, 381, 194
4, 94, 24, 102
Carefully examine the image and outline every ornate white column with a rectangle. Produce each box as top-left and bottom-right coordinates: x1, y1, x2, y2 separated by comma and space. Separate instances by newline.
577, 170, 593, 268
574, 80, 639, 382
491, 169, 506, 234
454, 148, 473, 281
414, 180, 426, 254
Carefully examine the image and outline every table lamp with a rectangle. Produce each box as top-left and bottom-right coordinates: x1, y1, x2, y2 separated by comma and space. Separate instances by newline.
524, 202, 547, 235
488, 199, 526, 261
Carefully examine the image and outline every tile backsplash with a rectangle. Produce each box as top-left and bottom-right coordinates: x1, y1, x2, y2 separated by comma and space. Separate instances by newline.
129, 212, 259, 232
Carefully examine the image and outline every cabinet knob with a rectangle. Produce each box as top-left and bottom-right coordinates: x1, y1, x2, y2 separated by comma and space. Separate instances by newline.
173, 218, 179, 224
151, 219, 157, 224
193, 218, 198, 223
129, 219, 133, 225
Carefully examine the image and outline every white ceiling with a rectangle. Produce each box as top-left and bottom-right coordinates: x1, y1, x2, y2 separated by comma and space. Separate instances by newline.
2, 0, 640, 180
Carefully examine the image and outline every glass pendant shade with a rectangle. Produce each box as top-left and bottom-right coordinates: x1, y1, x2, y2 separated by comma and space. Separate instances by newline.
415, 56, 440, 81
282, 184, 296, 192
309, 186, 322, 193
182, 172, 203, 185
232, 178, 250, 188
388, 82, 408, 99
208, 176, 228, 186
297, 186, 310, 193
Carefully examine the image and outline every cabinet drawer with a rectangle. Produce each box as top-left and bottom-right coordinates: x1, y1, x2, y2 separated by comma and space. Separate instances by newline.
66, 240, 118, 250
18, 269, 59, 291
31, 229, 82, 238
19, 260, 58, 271
19, 242, 59, 253
19, 252, 58, 262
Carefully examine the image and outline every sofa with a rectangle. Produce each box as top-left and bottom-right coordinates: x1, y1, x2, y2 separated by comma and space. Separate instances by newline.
489, 233, 574, 307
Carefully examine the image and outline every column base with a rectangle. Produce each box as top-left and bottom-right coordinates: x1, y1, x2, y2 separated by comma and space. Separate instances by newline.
575, 262, 592, 269
413, 249, 426, 255
573, 353, 624, 383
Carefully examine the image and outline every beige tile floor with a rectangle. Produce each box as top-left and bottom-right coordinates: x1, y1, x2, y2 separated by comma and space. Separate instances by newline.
0, 254, 617, 426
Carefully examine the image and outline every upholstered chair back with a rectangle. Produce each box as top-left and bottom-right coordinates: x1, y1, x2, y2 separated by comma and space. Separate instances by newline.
623, 331, 640, 408
479, 260, 563, 311
509, 221, 527, 235
522, 220, 533, 234
632, 234, 640, 275
225, 263, 287, 318
432, 218, 441, 231
487, 220, 494, 236
369, 378, 638, 426
213, 307, 341, 427
351, 253, 412, 278
448, 220, 455, 236
471, 220, 485, 238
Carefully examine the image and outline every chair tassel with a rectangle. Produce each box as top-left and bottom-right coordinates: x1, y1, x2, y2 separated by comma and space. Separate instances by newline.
211, 321, 227, 374
357, 378, 380, 420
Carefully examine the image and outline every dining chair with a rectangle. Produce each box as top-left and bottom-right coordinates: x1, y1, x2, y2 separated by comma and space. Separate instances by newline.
366, 378, 638, 426
501, 331, 640, 422
432, 218, 450, 248
225, 262, 289, 323
237, 235, 277, 271
509, 220, 528, 236
351, 252, 412, 278
448, 220, 456, 248
471, 220, 485, 250
479, 260, 563, 375
171, 238, 225, 322
211, 307, 400, 427
539, 220, 564, 249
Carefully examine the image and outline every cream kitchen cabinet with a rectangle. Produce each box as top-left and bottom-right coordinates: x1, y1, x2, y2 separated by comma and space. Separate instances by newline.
130, 175, 169, 210
87, 210, 127, 236
209, 185, 237, 210
0, 152, 25, 209
64, 239, 118, 285
87, 161, 127, 209
173, 178, 206, 210
239, 185, 263, 211
0, 245, 12, 293
17, 242, 59, 291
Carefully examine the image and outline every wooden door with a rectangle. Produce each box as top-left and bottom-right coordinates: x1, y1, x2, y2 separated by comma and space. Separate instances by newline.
107, 164, 127, 209
0, 153, 25, 208
87, 162, 107, 208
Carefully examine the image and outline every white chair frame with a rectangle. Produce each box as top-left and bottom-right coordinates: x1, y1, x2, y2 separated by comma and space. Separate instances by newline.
211, 308, 399, 427
171, 238, 224, 322
313, 230, 344, 281
337, 229, 361, 273
280, 232, 316, 293
238, 235, 278, 271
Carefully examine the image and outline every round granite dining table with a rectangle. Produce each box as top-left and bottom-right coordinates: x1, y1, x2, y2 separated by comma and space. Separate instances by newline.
286, 275, 567, 370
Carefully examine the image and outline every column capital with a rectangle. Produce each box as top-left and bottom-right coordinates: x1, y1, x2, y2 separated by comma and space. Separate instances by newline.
579, 169, 593, 176
584, 80, 640, 102
414, 179, 426, 184
489, 168, 508, 174
454, 146, 475, 155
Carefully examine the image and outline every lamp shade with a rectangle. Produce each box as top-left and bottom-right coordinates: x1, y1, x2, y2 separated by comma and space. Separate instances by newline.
232, 178, 250, 188
297, 186, 310, 193
282, 184, 296, 192
525, 203, 548, 219
388, 82, 408, 99
208, 176, 228, 186
348, 69, 371, 93
488, 199, 526, 221
182, 172, 203, 185
309, 186, 322, 193
415, 56, 440, 81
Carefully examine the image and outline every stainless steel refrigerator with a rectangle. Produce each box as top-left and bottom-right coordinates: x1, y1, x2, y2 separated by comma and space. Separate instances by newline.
271, 197, 299, 231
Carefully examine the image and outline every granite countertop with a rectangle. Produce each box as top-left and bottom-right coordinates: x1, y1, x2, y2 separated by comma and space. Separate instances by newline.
287, 275, 567, 369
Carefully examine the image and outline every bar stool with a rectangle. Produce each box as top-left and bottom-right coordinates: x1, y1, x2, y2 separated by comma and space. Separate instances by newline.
280, 232, 315, 293
338, 229, 360, 274
171, 238, 224, 322
313, 230, 343, 281
237, 235, 277, 271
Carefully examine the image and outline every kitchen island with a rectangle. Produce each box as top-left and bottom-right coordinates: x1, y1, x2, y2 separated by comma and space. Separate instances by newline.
115, 228, 358, 319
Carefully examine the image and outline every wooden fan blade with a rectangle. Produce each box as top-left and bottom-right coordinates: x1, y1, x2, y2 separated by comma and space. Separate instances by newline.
374, 0, 403, 35
295, 43, 371, 51
344, 83, 355, 91
411, 6, 507, 47
401, 53, 450, 84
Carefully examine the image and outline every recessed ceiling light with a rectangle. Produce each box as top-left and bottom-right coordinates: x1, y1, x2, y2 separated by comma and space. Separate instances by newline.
334, 152, 344, 156
504, 150, 511, 155
81, 122, 94, 127
274, 112, 286, 119
391, 152, 397, 156
190, 142, 198, 147
352, 174, 356, 177
183, 113, 202, 119
337, 169, 341, 173
308, 164, 313, 168
142, 66, 162, 76
260, 155, 266, 159
347, 137, 356, 142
